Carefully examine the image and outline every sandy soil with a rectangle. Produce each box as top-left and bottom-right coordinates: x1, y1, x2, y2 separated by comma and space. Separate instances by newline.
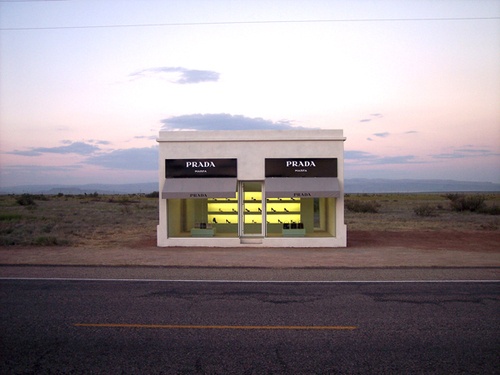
125, 230, 500, 252
348, 230, 500, 252
1, 229, 499, 268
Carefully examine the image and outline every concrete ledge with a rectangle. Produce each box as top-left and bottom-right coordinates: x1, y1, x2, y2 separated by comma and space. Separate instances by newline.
240, 237, 264, 244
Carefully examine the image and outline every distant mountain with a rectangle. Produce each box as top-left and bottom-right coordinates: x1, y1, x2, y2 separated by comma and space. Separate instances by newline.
345, 179, 500, 193
0, 182, 158, 195
0, 179, 498, 195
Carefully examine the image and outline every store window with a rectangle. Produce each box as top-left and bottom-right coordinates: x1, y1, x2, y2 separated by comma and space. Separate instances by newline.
312, 197, 336, 236
264, 158, 339, 238
266, 197, 301, 236
207, 195, 238, 236
265, 197, 335, 237
167, 197, 238, 238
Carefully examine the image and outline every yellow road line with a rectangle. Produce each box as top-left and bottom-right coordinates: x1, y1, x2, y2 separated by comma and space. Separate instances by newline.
74, 323, 357, 330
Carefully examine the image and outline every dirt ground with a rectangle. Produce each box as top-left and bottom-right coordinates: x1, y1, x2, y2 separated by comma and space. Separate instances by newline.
123, 231, 500, 253
1, 229, 498, 268
347, 230, 500, 252
123, 229, 500, 253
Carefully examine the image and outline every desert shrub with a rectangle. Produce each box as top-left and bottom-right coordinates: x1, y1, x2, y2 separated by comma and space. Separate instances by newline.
345, 200, 380, 213
42, 224, 54, 233
32, 236, 59, 246
0, 213, 22, 221
478, 205, 500, 215
137, 204, 156, 210
32, 194, 49, 201
444, 193, 462, 202
145, 191, 159, 198
414, 204, 438, 217
108, 195, 139, 204
0, 237, 18, 246
445, 194, 486, 212
16, 194, 36, 206
479, 222, 499, 230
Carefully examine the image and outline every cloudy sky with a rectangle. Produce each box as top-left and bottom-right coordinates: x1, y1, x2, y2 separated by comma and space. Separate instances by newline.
0, 0, 499, 187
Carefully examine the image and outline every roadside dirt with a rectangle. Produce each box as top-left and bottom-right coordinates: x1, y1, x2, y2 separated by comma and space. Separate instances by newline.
1, 230, 498, 268
348, 230, 500, 252
124, 230, 500, 252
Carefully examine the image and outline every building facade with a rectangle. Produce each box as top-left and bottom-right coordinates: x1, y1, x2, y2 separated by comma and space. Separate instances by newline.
157, 129, 346, 247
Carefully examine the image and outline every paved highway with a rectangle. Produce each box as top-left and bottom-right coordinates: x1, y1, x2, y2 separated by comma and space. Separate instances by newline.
1, 277, 498, 374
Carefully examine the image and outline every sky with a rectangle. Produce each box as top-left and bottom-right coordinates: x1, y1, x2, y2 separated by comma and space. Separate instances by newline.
0, 0, 499, 188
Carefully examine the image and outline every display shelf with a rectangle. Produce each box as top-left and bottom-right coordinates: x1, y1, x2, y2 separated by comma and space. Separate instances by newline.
208, 214, 238, 223
243, 215, 262, 224
207, 197, 239, 224
266, 197, 301, 224
241, 191, 263, 225
267, 217, 300, 224
207, 195, 301, 226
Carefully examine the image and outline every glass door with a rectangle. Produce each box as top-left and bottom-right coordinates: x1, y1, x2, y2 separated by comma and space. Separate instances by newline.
239, 181, 263, 236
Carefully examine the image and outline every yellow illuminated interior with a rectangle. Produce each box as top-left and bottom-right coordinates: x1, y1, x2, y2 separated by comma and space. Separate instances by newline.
266, 198, 301, 224
243, 191, 261, 201
207, 194, 238, 224
243, 191, 262, 224
207, 193, 302, 225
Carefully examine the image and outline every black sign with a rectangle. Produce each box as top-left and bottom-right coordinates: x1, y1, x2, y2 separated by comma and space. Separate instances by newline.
265, 158, 337, 178
166, 159, 237, 178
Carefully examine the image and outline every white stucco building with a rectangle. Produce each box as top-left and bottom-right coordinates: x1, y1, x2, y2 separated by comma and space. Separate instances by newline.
157, 129, 346, 247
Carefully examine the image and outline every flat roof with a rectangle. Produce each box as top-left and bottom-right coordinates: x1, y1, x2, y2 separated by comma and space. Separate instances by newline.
157, 129, 345, 142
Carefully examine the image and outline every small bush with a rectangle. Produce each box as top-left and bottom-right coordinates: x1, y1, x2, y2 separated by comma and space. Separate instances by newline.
137, 204, 156, 210
108, 196, 139, 205
0, 213, 22, 221
32, 194, 49, 201
32, 236, 60, 246
478, 205, 500, 215
42, 224, 54, 233
145, 191, 159, 198
445, 194, 486, 212
0, 237, 19, 246
16, 194, 36, 206
444, 193, 462, 202
345, 200, 380, 213
414, 204, 438, 217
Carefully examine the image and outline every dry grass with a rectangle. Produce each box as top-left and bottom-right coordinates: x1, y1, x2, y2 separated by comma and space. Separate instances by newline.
0, 193, 498, 247
345, 193, 500, 232
0, 194, 158, 247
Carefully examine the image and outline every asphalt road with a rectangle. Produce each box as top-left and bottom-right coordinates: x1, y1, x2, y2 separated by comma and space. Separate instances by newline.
1, 278, 499, 374
1, 265, 499, 281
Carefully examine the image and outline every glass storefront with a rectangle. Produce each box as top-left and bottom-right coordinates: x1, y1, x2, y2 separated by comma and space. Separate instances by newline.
167, 196, 239, 237
167, 191, 336, 238
266, 197, 335, 237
